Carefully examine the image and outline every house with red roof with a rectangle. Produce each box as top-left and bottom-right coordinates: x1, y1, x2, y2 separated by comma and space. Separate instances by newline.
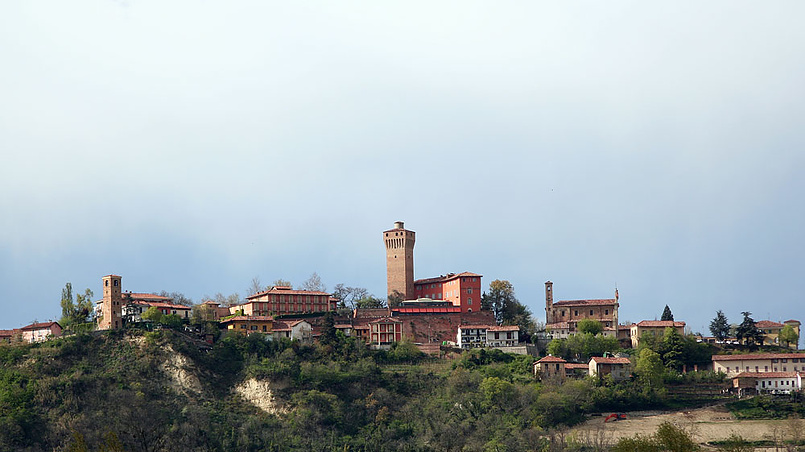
534, 355, 567, 380
629, 320, 686, 348
271, 319, 313, 343
731, 371, 804, 396
712, 352, 805, 377
413, 272, 483, 313
589, 356, 632, 381
755, 319, 800, 348
20, 321, 62, 343
120, 292, 192, 322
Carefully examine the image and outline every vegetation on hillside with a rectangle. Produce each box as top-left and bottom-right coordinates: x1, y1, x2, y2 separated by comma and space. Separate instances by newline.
0, 326, 732, 452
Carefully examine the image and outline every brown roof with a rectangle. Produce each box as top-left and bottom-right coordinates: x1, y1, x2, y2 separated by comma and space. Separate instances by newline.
591, 357, 631, 365
368, 317, 401, 324
21, 321, 61, 330
414, 272, 482, 285
565, 363, 590, 370
246, 287, 331, 299
220, 315, 274, 323
488, 325, 519, 332
785, 319, 801, 324
553, 299, 617, 307
536, 356, 566, 363
756, 320, 785, 328
636, 320, 686, 328
713, 353, 805, 361
0, 329, 14, 337
546, 322, 570, 329
734, 372, 804, 379
133, 301, 191, 310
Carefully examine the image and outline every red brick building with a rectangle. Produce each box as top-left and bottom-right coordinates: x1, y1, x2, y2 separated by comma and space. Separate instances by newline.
242, 286, 336, 315
414, 272, 483, 313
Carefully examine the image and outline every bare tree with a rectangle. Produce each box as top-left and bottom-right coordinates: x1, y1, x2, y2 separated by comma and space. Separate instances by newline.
301, 272, 327, 292
247, 276, 267, 297
272, 279, 292, 288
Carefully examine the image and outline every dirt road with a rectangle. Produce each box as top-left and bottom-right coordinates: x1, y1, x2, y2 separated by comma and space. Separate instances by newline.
569, 404, 805, 449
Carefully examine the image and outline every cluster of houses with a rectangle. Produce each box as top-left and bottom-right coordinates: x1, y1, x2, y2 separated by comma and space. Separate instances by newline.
2, 222, 802, 397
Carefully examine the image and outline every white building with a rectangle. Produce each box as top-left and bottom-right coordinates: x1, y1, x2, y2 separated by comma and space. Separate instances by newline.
457, 324, 519, 348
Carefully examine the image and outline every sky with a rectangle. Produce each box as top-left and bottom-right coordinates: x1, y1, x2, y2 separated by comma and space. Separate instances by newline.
2, 1, 804, 343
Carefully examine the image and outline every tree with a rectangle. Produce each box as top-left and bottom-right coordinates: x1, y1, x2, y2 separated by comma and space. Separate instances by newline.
736, 311, 763, 346
576, 319, 603, 336
661, 305, 674, 322
141, 306, 163, 324
247, 276, 267, 297
779, 324, 799, 348
60, 283, 94, 329
356, 296, 386, 309
210, 292, 241, 307
635, 348, 664, 390
709, 310, 730, 342
158, 291, 192, 306
319, 312, 337, 346
272, 279, 292, 288
331, 284, 370, 309
387, 290, 404, 308
661, 327, 685, 371
301, 272, 326, 292
482, 280, 537, 340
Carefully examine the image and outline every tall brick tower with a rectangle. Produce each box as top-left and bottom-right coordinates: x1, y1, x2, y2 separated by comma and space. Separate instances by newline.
384, 221, 415, 300
99, 274, 123, 330
545, 281, 554, 323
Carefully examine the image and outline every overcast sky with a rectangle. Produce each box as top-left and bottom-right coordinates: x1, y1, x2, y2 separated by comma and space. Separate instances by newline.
2, 1, 804, 342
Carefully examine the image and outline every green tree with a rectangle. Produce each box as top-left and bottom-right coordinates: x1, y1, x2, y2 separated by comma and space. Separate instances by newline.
356, 296, 386, 309
141, 306, 163, 324
320, 312, 337, 346
735, 311, 763, 346
331, 284, 370, 309
661, 305, 674, 321
635, 348, 664, 390
709, 310, 730, 342
60, 283, 94, 329
386, 290, 404, 308
481, 280, 536, 337
779, 324, 799, 348
661, 327, 685, 371
577, 319, 603, 335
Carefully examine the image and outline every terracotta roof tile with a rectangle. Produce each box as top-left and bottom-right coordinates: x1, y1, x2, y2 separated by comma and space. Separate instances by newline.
246, 287, 331, 299
636, 320, 685, 328
713, 353, 805, 361
553, 299, 617, 307
414, 272, 482, 285
536, 356, 566, 363
591, 357, 631, 365
21, 321, 60, 330
756, 320, 785, 328
734, 372, 804, 378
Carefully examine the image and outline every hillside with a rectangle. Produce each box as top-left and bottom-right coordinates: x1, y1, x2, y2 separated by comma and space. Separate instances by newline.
0, 329, 722, 451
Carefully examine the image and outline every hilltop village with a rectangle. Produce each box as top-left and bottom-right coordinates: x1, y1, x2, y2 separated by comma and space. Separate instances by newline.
2, 221, 803, 396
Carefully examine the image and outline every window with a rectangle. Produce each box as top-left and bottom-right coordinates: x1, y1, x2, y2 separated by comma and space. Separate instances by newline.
605, 309, 609, 315
783, 359, 788, 363
467, 288, 473, 294
574, 310, 578, 316
765, 366, 769, 371
240, 325, 247, 329
468, 298, 472, 305
590, 310, 594, 316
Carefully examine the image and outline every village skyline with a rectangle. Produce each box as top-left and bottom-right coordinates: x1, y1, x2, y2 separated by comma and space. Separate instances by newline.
2, 2, 804, 338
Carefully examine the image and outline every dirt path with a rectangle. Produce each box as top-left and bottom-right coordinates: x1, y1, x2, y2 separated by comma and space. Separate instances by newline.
570, 404, 805, 450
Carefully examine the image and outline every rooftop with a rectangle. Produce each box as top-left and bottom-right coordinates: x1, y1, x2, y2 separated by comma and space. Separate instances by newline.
713, 353, 805, 361
414, 272, 482, 285
553, 299, 617, 307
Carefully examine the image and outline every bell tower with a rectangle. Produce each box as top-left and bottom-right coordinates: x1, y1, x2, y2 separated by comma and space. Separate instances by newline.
99, 274, 123, 330
545, 281, 554, 324
384, 221, 415, 300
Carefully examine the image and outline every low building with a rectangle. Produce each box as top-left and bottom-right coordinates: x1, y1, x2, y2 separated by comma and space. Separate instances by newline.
756, 320, 800, 348
242, 286, 336, 316
368, 317, 402, 349
534, 355, 566, 380
20, 321, 62, 343
121, 293, 192, 322
630, 320, 686, 348
456, 324, 519, 348
732, 372, 803, 395
0, 329, 14, 344
589, 356, 632, 381
271, 319, 313, 343
565, 363, 590, 378
712, 353, 805, 377
220, 316, 274, 335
